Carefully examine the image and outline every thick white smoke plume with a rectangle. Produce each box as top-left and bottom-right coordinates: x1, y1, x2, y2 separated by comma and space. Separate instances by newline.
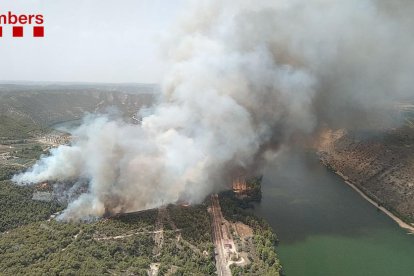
13, 0, 414, 220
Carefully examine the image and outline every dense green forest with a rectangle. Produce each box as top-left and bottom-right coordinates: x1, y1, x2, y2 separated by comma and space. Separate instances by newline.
0, 181, 62, 232
157, 205, 216, 275
0, 204, 217, 275
0, 169, 280, 275
0, 215, 156, 275
0, 160, 280, 275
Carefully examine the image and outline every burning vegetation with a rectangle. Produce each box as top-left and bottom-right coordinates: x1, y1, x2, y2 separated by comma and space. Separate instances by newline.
12, 0, 414, 221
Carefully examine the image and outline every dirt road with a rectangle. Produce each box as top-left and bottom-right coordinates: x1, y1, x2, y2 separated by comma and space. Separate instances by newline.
210, 194, 231, 276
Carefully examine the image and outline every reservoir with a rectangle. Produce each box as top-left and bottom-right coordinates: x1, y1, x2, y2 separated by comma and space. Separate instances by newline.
51, 119, 82, 133
253, 150, 414, 276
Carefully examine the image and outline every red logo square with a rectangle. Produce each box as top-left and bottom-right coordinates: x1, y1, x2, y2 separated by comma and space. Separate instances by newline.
0, 26, 2, 37
33, 26, 44, 37
13, 26, 23, 37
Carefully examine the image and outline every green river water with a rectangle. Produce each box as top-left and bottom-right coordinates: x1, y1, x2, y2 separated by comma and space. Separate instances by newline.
253, 151, 414, 276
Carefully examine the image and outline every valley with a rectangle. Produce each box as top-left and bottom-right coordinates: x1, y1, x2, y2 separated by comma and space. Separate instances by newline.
0, 84, 280, 275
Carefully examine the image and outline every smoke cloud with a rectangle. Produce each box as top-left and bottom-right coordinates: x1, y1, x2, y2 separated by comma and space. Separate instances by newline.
13, 0, 414, 220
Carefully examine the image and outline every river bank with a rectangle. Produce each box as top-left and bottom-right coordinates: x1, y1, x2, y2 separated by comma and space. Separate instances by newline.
318, 147, 414, 233
318, 146, 414, 233
252, 151, 414, 276
333, 169, 414, 234
316, 128, 414, 225
316, 128, 414, 234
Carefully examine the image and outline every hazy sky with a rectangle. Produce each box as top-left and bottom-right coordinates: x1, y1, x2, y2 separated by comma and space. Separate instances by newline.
0, 0, 185, 83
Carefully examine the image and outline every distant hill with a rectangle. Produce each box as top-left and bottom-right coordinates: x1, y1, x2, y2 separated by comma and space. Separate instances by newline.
0, 83, 158, 128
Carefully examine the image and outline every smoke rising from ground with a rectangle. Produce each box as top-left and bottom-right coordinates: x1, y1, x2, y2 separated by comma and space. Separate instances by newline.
13, 0, 414, 220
